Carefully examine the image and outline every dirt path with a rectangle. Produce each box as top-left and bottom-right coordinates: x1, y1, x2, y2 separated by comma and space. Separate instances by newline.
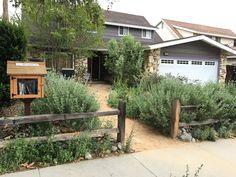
89, 83, 181, 152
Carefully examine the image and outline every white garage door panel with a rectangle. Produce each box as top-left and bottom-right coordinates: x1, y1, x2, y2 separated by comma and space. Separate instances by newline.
159, 59, 218, 82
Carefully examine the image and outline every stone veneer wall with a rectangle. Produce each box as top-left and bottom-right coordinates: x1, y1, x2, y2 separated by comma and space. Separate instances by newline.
219, 50, 227, 83
74, 58, 88, 80
145, 49, 161, 74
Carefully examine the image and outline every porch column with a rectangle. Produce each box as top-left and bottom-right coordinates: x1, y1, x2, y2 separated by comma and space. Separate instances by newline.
74, 58, 88, 80
145, 49, 161, 74
219, 50, 227, 83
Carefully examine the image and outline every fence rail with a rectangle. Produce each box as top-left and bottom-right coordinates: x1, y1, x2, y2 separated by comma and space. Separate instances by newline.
0, 101, 126, 148
170, 99, 232, 139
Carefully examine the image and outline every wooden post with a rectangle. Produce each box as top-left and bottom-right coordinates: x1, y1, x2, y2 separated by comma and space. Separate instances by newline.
22, 99, 34, 116
117, 100, 126, 144
171, 99, 181, 139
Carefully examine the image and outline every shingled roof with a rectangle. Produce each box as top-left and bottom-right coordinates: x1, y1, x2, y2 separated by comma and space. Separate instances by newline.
163, 19, 236, 39
104, 10, 154, 28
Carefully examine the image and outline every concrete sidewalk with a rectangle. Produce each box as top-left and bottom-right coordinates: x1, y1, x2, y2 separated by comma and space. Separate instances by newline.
2, 139, 236, 177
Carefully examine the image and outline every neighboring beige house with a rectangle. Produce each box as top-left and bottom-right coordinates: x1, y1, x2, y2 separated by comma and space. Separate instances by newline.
156, 19, 236, 48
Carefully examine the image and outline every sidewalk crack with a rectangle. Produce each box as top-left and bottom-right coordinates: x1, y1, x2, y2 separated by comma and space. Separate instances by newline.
38, 168, 41, 177
133, 155, 158, 177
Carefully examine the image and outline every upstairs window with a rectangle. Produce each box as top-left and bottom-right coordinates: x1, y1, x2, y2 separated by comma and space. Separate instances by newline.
142, 29, 152, 39
119, 26, 129, 36
215, 37, 221, 42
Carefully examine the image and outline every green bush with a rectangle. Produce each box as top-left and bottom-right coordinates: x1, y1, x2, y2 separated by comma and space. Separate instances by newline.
0, 20, 27, 106
14, 72, 101, 137
192, 127, 217, 141
0, 135, 113, 174
108, 75, 236, 134
32, 72, 99, 114
104, 35, 144, 86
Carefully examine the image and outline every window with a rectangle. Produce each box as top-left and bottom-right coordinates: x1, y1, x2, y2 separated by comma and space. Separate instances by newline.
191, 61, 202, 65
205, 61, 215, 66
142, 29, 152, 39
119, 26, 129, 36
177, 60, 189, 65
44, 52, 74, 70
234, 40, 236, 47
18, 79, 38, 95
161, 59, 174, 64
215, 37, 221, 42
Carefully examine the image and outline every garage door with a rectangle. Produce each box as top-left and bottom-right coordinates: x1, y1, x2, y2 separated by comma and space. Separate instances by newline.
159, 58, 218, 82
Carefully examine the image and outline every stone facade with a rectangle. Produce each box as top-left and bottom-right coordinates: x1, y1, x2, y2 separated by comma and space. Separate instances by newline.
145, 49, 161, 74
74, 58, 88, 80
219, 50, 228, 83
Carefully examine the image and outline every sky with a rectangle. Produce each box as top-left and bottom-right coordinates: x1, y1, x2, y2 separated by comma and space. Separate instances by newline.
1, 0, 236, 33
98, 0, 236, 33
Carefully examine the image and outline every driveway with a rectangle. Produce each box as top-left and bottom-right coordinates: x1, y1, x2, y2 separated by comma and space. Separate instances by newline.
2, 139, 236, 177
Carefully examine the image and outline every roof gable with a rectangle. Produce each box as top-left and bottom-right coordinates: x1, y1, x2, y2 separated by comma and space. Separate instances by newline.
104, 10, 154, 29
148, 35, 236, 55
162, 19, 236, 39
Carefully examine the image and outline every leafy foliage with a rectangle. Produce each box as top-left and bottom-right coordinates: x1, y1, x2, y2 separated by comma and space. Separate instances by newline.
20, 0, 104, 55
0, 20, 27, 106
192, 127, 217, 141
105, 35, 144, 86
32, 72, 99, 114
108, 74, 236, 134
0, 135, 113, 174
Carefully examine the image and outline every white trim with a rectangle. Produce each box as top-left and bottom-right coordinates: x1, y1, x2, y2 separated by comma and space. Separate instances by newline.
148, 35, 236, 55
142, 29, 152, 39
173, 25, 236, 39
227, 55, 236, 59
105, 21, 156, 30
118, 26, 129, 36
161, 20, 180, 39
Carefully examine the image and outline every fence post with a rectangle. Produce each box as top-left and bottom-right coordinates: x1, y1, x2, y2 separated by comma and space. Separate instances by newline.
117, 100, 126, 144
171, 99, 181, 139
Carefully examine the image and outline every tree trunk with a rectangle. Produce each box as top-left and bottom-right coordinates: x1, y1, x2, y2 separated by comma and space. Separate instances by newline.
3, 0, 9, 21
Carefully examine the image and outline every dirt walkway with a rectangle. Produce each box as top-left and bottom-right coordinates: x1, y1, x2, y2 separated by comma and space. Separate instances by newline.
89, 83, 180, 152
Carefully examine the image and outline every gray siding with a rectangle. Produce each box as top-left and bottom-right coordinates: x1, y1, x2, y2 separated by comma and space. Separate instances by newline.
160, 41, 221, 59
103, 25, 159, 45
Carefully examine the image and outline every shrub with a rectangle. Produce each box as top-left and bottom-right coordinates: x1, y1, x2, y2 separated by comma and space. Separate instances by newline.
32, 72, 99, 114
0, 135, 113, 174
104, 35, 144, 86
0, 20, 27, 106
108, 75, 236, 135
14, 72, 101, 137
192, 127, 217, 141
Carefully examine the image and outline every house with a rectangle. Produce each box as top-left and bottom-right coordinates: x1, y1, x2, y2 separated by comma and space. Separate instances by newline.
87, 10, 162, 81
146, 35, 236, 83
153, 19, 236, 82
156, 19, 236, 47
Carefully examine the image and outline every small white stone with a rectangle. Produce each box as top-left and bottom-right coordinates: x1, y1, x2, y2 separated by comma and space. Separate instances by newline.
117, 142, 123, 150
112, 145, 118, 152
85, 152, 92, 160
191, 138, 196, 143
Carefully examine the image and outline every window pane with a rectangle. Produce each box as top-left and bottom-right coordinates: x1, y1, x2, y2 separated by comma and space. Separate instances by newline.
161, 59, 174, 64
18, 79, 38, 95
123, 27, 129, 35
119, 27, 124, 35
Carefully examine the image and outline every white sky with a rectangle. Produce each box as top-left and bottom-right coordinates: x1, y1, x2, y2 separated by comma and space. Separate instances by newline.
1, 0, 236, 33
98, 0, 236, 33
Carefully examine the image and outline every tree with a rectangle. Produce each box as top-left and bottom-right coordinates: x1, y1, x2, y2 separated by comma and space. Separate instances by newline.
0, 20, 27, 106
105, 35, 144, 86
16, 0, 104, 58
2, 0, 9, 21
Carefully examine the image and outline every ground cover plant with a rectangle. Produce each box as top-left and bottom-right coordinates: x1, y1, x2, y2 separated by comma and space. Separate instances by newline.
108, 74, 236, 137
0, 135, 114, 174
